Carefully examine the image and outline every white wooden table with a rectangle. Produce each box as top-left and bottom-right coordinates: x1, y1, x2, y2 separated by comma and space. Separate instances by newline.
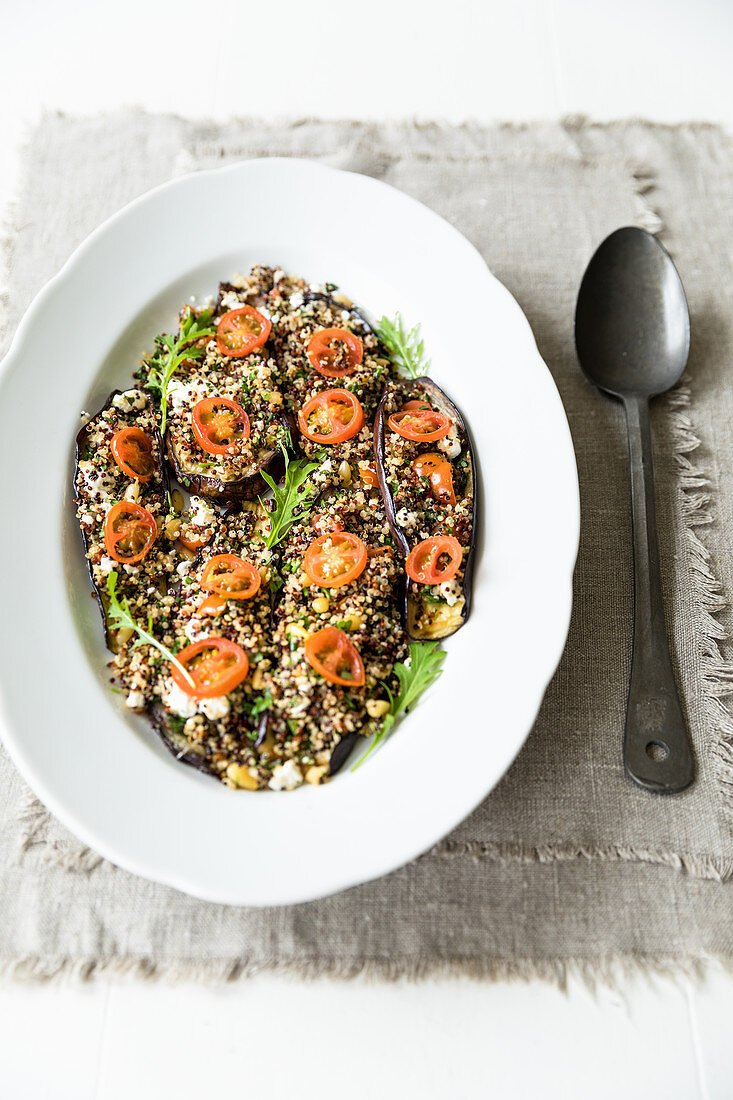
1, 2, 732, 1096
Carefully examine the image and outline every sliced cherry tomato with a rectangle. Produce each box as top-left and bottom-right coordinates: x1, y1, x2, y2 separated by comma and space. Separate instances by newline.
216, 306, 271, 357
389, 399, 450, 443
172, 637, 250, 698
200, 554, 261, 600
110, 426, 155, 481
298, 389, 364, 444
198, 594, 227, 616
359, 463, 379, 487
307, 328, 363, 379
304, 532, 368, 588
411, 452, 456, 506
192, 397, 251, 456
104, 501, 157, 564
304, 627, 365, 687
178, 525, 212, 551
406, 536, 463, 585
310, 512, 346, 536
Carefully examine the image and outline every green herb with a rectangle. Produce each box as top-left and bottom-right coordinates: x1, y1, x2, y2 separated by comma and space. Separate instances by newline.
286, 718, 300, 735
105, 572, 195, 688
168, 715, 186, 734
247, 689, 273, 719
352, 642, 446, 769
376, 312, 431, 380
143, 307, 216, 434
335, 619, 352, 631
260, 445, 322, 550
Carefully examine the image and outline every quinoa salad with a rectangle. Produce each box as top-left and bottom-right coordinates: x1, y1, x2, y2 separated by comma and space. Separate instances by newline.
73, 265, 477, 791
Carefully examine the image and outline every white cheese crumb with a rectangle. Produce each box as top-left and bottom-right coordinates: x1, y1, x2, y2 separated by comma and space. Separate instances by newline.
268, 760, 304, 791
438, 579, 462, 607
125, 690, 146, 709
437, 427, 461, 459
189, 496, 216, 527
98, 555, 116, 575
168, 378, 201, 410
177, 561, 190, 577
395, 507, 418, 529
184, 618, 206, 643
112, 388, 147, 412
289, 290, 304, 309
199, 695, 231, 721
163, 680, 198, 719
273, 268, 285, 284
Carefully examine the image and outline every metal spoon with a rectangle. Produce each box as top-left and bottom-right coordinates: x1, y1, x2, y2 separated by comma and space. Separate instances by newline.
575, 226, 694, 793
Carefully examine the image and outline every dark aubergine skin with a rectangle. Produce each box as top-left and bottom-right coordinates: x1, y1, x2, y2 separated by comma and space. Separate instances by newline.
373, 376, 477, 640
148, 701, 218, 778
165, 410, 297, 504
74, 391, 169, 651
329, 732, 359, 776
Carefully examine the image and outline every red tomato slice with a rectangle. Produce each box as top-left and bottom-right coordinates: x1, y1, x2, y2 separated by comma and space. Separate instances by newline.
405, 536, 463, 585
172, 637, 250, 698
198, 594, 227, 616
192, 397, 251, 456
388, 399, 450, 442
304, 532, 368, 588
304, 627, 365, 687
307, 328, 363, 379
200, 554, 261, 600
216, 306, 271, 357
359, 463, 379, 487
411, 452, 456, 506
298, 389, 364, 444
104, 501, 157, 564
110, 427, 156, 481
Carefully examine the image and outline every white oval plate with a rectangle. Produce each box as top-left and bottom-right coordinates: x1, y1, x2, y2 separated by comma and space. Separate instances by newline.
0, 159, 578, 905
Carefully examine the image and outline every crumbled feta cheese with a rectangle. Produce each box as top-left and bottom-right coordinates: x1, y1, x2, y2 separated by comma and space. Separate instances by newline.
168, 378, 200, 410
395, 507, 418, 529
177, 561, 190, 576
438, 579, 463, 607
189, 496, 215, 527
125, 690, 146, 709
199, 695, 230, 721
273, 268, 285, 284
112, 388, 147, 412
437, 428, 461, 459
268, 760, 304, 791
163, 680, 198, 719
98, 555, 116, 575
184, 618, 206, 643
289, 290, 304, 309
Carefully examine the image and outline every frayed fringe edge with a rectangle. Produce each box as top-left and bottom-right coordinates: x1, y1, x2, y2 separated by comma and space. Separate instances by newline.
429, 839, 733, 882
0, 952, 729, 992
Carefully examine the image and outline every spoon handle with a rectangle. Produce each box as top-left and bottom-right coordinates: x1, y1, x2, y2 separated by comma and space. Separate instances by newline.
623, 395, 694, 792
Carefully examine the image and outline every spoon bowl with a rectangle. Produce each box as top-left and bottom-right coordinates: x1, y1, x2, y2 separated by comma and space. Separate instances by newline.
575, 227, 690, 398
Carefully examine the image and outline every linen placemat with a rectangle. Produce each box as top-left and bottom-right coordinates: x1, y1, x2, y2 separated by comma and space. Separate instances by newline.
1, 113, 733, 984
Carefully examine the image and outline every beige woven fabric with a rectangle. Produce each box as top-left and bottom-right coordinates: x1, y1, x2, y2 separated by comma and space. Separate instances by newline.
1, 113, 733, 983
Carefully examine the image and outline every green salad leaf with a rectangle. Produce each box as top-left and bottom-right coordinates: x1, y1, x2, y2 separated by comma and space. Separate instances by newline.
376, 312, 431, 380
142, 307, 217, 434
352, 642, 446, 769
105, 571, 195, 688
260, 445, 322, 550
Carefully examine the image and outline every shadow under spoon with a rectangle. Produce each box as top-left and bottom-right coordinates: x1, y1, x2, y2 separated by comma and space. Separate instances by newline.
575, 225, 694, 793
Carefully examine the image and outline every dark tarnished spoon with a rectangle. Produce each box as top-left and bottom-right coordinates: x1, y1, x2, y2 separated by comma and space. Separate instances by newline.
575, 226, 694, 793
